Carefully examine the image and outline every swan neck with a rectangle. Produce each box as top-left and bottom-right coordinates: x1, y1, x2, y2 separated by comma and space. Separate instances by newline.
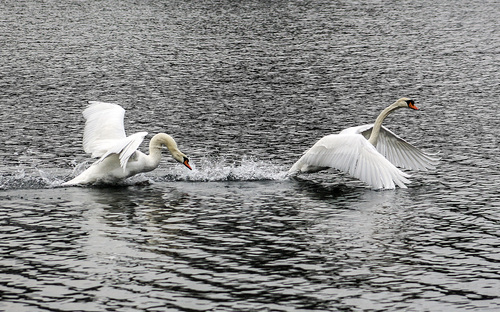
368, 103, 400, 146
148, 133, 185, 163
144, 134, 172, 168
145, 143, 162, 170
151, 133, 177, 153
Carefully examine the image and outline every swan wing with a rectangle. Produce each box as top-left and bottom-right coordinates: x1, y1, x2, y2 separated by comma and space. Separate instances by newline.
289, 134, 410, 189
95, 132, 148, 170
82, 101, 128, 157
342, 124, 440, 171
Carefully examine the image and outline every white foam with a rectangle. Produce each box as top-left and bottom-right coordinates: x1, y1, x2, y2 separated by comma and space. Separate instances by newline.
0, 157, 290, 190
0, 167, 65, 190
159, 156, 289, 182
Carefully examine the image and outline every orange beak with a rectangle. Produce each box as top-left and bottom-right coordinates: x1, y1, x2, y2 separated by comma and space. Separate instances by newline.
183, 159, 192, 170
409, 102, 419, 110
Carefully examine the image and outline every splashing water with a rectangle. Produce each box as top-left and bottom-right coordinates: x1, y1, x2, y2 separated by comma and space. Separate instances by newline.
160, 156, 289, 182
0, 157, 289, 190
0, 168, 65, 190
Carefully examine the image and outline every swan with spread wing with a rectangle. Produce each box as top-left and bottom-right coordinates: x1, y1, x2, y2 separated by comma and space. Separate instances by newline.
288, 98, 438, 189
62, 101, 192, 186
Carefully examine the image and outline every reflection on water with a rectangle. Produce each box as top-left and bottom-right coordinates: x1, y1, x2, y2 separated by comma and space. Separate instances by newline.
1, 0, 500, 310
3, 179, 499, 310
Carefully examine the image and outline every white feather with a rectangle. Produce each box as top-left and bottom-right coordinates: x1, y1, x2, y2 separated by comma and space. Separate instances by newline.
62, 101, 191, 186
288, 98, 438, 189
341, 124, 440, 171
290, 134, 410, 189
83, 101, 128, 157
81, 102, 149, 171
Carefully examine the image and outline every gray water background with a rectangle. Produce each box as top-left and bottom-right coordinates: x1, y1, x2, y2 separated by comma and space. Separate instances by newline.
1, 0, 500, 311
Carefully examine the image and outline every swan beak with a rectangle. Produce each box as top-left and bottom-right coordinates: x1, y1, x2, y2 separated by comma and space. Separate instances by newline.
183, 158, 192, 170
408, 102, 419, 110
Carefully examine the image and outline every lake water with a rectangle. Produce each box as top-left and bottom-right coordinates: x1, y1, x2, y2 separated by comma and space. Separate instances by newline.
1, 0, 500, 311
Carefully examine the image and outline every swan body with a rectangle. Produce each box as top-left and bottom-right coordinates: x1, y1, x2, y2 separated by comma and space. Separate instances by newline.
288, 98, 438, 189
62, 101, 191, 186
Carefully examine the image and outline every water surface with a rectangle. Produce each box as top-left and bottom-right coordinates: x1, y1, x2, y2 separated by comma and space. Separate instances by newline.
1, 0, 500, 311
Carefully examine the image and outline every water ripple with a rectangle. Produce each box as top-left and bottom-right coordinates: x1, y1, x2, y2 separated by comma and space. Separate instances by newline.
1, 0, 500, 311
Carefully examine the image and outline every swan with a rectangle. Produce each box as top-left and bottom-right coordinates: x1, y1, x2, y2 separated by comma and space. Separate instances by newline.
62, 101, 192, 186
288, 97, 439, 189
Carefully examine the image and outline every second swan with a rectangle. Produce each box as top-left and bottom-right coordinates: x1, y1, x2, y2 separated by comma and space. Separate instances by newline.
288, 97, 439, 189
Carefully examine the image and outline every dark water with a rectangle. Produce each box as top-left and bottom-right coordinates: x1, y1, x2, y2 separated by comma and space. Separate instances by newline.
1, 0, 500, 311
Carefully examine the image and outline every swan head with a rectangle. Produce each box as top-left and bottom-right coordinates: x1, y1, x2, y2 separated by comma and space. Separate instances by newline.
395, 97, 419, 110
152, 133, 192, 170
171, 150, 192, 170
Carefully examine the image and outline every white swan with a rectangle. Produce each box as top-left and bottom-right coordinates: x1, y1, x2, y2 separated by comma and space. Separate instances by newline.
288, 98, 439, 189
62, 101, 192, 186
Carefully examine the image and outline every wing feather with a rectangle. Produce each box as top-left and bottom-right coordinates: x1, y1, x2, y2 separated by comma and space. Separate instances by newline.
344, 124, 440, 171
83, 101, 127, 157
95, 132, 148, 170
289, 134, 410, 189
80, 101, 148, 170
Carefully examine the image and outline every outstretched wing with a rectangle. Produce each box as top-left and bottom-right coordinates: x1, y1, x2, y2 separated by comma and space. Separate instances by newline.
81, 101, 147, 170
82, 101, 127, 157
289, 134, 410, 189
94, 132, 148, 169
342, 124, 439, 171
